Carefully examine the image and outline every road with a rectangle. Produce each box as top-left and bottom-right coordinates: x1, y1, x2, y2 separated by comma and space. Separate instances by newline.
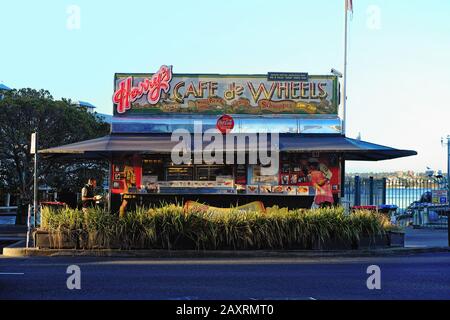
0, 253, 449, 300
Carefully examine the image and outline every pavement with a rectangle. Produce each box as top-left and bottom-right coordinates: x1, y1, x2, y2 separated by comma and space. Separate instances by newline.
0, 253, 449, 299
404, 227, 449, 248
0, 222, 27, 256
0, 224, 26, 239
0, 223, 448, 300
0, 210, 16, 225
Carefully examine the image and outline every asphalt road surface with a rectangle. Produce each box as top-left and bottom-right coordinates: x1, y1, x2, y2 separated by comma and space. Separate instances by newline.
0, 253, 449, 300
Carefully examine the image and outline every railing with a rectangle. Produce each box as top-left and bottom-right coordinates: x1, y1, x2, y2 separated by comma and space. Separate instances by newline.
344, 176, 448, 229
386, 178, 446, 212
344, 176, 385, 207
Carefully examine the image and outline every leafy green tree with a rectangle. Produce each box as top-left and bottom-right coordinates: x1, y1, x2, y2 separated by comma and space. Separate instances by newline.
0, 88, 110, 223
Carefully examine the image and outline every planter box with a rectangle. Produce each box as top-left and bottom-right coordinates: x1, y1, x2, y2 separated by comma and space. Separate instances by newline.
387, 231, 405, 247
33, 230, 50, 248
34, 230, 78, 249
358, 234, 388, 249
33, 229, 405, 250
84, 231, 125, 249
50, 232, 78, 249
312, 237, 353, 250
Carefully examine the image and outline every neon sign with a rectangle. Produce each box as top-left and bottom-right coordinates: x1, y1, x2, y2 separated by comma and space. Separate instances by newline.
113, 67, 339, 116
113, 65, 172, 114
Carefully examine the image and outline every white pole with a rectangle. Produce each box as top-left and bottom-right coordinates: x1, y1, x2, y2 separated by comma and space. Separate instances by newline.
447, 136, 450, 246
33, 132, 38, 229
342, 0, 349, 136
447, 136, 450, 203
26, 204, 31, 248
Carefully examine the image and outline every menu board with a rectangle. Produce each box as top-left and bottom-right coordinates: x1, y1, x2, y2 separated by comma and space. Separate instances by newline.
235, 165, 247, 185
111, 156, 142, 194
166, 166, 194, 181
278, 154, 339, 189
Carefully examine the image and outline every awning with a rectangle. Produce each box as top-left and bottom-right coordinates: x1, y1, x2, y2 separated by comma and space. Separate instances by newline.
280, 134, 417, 161
39, 133, 417, 161
39, 134, 179, 159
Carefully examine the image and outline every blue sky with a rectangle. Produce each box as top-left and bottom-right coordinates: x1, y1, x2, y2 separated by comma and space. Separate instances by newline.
1, 0, 450, 172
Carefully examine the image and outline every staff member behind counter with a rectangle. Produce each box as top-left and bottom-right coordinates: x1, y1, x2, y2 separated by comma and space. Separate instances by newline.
81, 178, 102, 213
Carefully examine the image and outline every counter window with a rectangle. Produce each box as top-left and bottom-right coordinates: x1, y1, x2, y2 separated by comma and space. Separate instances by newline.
196, 165, 233, 181
142, 158, 164, 181
250, 165, 278, 185
166, 166, 194, 181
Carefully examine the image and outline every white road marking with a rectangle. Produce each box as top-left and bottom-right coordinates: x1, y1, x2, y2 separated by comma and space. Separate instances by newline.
0, 272, 25, 275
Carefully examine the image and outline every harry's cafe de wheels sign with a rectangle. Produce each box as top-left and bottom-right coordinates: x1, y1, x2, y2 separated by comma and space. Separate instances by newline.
112, 65, 339, 120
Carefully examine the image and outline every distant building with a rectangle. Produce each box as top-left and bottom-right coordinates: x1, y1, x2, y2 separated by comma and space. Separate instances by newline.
74, 100, 97, 113
96, 113, 112, 124
73, 100, 112, 124
0, 83, 12, 100
0, 83, 11, 91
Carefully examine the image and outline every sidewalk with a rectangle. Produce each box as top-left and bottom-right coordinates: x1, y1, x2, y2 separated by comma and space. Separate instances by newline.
0, 209, 17, 225
0, 224, 27, 241
0, 224, 27, 253
404, 227, 448, 248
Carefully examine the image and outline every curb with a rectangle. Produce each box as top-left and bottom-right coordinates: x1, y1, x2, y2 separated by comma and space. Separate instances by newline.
3, 245, 449, 258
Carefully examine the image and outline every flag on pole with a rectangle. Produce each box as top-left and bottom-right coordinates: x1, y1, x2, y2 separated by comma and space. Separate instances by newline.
342, 0, 352, 135
346, 0, 353, 20
346, 0, 353, 13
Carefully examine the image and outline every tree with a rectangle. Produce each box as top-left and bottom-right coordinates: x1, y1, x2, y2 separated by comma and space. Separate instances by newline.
0, 88, 110, 222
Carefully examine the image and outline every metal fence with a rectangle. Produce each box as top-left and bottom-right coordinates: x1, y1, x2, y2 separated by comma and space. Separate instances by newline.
385, 178, 446, 212
345, 176, 447, 209
344, 177, 386, 207
344, 176, 448, 229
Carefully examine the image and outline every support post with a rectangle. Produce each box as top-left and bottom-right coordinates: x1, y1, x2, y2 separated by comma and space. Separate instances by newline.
369, 176, 374, 205
354, 175, 361, 207
5, 193, 10, 207
108, 157, 112, 213
340, 156, 346, 198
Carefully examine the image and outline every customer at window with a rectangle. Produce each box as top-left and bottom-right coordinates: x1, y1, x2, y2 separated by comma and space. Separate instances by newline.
81, 178, 98, 213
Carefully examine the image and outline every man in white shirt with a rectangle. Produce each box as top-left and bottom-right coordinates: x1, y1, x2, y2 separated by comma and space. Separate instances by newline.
81, 178, 97, 213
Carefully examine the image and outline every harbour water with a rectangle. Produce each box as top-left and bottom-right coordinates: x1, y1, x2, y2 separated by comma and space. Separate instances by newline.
386, 188, 432, 210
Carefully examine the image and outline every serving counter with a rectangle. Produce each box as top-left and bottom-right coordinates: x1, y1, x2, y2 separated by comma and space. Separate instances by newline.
111, 192, 337, 215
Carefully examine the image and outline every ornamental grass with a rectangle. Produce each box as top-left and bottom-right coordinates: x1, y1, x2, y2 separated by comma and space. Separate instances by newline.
40, 205, 395, 250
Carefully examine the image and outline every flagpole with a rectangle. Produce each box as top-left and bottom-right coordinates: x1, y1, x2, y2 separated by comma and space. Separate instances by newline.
342, 0, 349, 136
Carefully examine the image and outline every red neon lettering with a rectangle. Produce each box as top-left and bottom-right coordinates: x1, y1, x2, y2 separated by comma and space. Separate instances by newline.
113, 65, 173, 114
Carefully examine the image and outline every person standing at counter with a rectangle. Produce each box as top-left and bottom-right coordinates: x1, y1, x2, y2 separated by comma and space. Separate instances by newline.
308, 159, 334, 208
81, 178, 98, 213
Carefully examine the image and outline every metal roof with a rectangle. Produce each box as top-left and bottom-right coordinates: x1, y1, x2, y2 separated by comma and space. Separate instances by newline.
39, 133, 417, 161
77, 101, 96, 108
0, 84, 11, 91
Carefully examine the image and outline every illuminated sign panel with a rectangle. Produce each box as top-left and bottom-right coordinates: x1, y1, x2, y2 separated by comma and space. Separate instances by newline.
113, 65, 339, 116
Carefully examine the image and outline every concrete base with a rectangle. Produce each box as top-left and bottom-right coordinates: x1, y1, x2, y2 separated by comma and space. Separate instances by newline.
3, 245, 449, 258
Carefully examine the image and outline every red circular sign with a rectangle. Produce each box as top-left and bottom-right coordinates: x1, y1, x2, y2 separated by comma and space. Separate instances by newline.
216, 115, 235, 134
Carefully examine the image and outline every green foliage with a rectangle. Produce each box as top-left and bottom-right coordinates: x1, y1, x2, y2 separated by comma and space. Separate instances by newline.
0, 88, 110, 201
40, 205, 393, 250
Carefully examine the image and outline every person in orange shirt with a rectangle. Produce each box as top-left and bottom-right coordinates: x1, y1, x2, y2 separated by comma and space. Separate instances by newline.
308, 159, 334, 208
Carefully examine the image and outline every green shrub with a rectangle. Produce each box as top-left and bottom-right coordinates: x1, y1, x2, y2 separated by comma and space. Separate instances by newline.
39, 205, 395, 250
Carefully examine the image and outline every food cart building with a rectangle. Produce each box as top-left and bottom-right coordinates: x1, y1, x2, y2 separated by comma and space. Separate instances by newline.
40, 66, 416, 212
